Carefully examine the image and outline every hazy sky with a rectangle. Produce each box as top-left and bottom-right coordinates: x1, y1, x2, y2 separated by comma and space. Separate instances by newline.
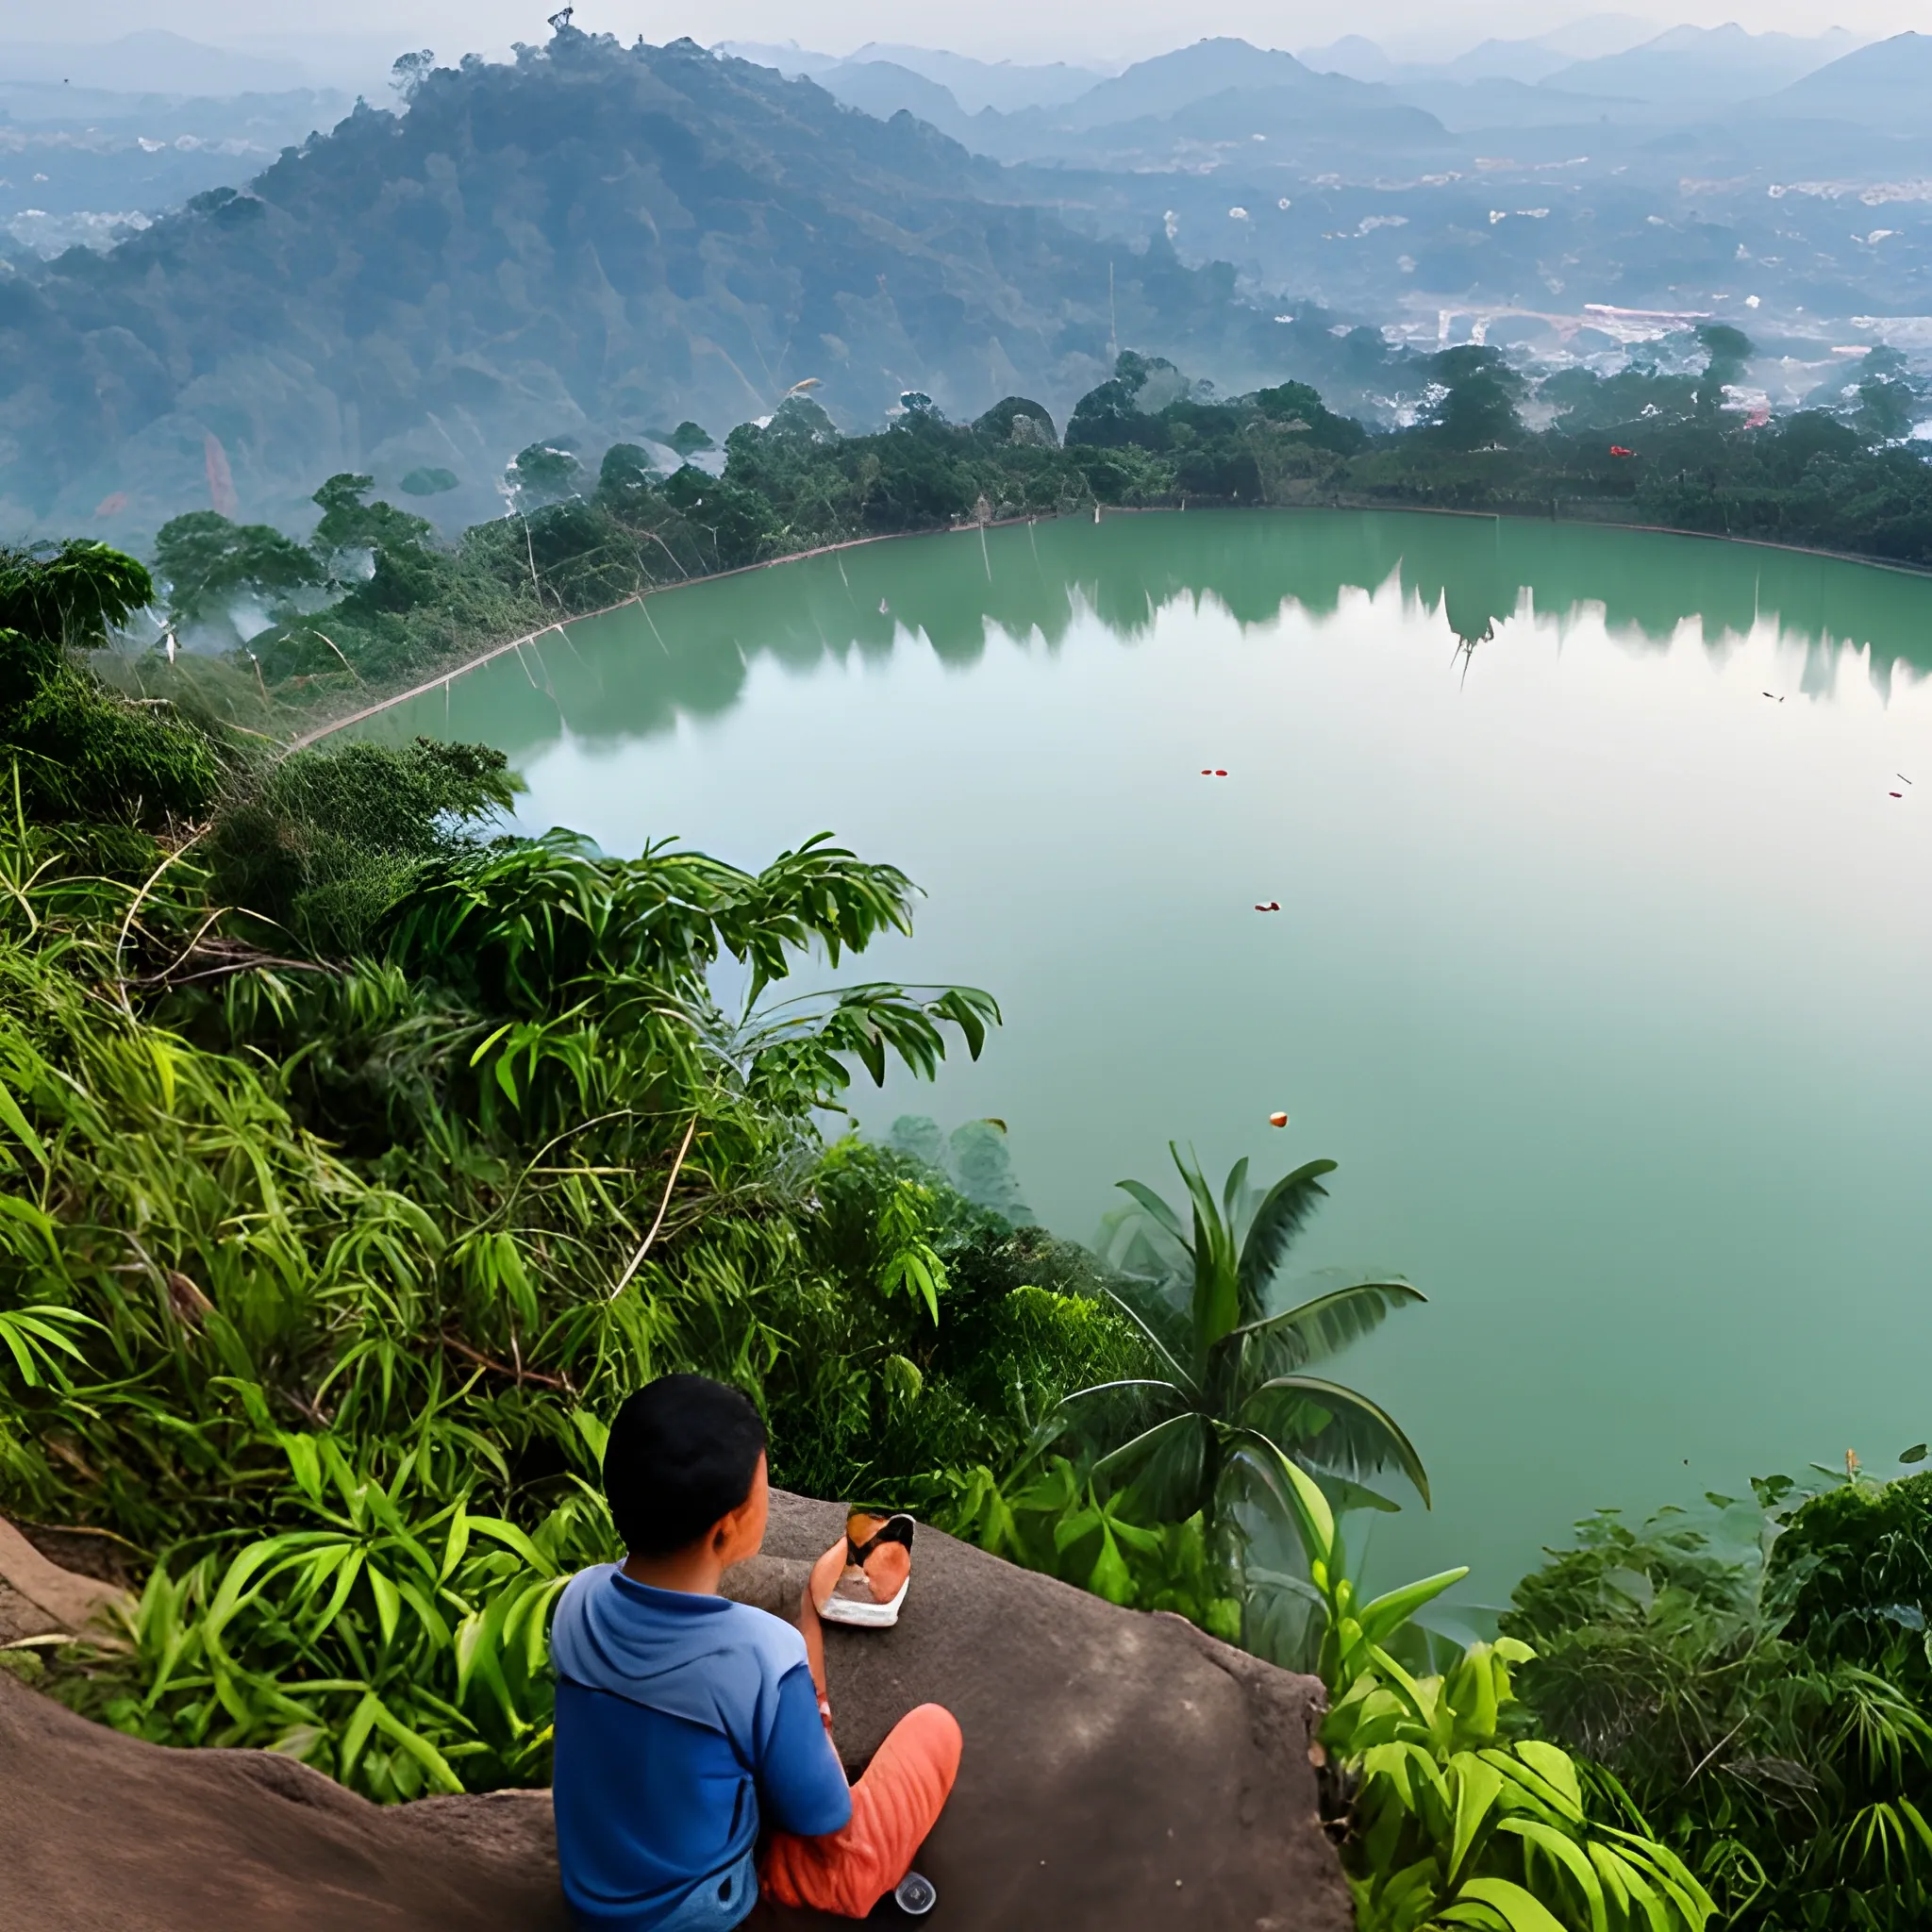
8, 0, 1925, 69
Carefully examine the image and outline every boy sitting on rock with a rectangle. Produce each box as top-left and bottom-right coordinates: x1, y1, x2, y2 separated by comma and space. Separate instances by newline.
550, 1374, 962, 1929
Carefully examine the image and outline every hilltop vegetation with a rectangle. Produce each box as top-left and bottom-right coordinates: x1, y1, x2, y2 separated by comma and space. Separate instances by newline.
0, 28, 1389, 548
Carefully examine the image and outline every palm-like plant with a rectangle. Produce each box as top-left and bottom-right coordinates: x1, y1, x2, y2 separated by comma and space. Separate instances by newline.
1055, 1144, 1428, 1576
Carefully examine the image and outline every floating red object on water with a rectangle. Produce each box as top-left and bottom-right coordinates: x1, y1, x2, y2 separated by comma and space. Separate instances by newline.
1609, 445, 1634, 458
1891, 791, 1904, 798
1214, 769, 1227, 776
1251, 900, 1280, 911
1268, 1111, 1289, 1128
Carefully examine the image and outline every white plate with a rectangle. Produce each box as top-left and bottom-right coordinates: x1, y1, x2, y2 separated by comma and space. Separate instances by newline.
817, 1574, 909, 1627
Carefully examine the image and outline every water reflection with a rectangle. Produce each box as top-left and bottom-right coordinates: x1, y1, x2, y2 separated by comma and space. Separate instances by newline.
351, 508, 1932, 762
342, 503, 1932, 1598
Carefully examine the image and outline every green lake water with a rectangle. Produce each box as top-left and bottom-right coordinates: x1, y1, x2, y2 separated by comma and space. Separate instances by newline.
354, 508, 1932, 1607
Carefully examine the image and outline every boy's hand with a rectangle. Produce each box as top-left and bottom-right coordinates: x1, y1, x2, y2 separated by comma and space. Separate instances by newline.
800, 1537, 846, 1745
806, 1537, 847, 1617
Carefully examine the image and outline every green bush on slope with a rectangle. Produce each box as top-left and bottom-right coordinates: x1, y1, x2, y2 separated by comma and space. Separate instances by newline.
0, 543, 1158, 1796
1505, 1473, 1932, 1929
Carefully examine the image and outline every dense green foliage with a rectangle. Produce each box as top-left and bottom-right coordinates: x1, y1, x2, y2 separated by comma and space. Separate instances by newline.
1505, 1468, 1932, 1929
948, 1142, 1434, 1657
0, 541, 222, 824
1056, 1145, 1426, 1574
0, 553, 1151, 1798
1270, 1451, 1713, 1932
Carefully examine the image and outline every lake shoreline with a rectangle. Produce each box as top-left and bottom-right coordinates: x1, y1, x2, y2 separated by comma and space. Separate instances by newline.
294, 498, 1932, 750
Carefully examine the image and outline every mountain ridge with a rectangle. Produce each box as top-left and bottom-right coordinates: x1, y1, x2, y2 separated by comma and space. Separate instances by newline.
0, 31, 1370, 545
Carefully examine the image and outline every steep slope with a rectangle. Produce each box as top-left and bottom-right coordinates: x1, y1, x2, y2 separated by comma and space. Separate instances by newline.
954, 38, 1449, 167
1052, 38, 1353, 130
1766, 31, 1932, 125
843, 44, 1105, 114
811, 59, 979, 142
0, 30, 1305, 542
1544, 24, 1859, 106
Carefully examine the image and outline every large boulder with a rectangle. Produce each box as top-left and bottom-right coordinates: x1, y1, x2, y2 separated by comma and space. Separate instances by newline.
0, 1495, 1351, 1931
0, 1664, 564, 1930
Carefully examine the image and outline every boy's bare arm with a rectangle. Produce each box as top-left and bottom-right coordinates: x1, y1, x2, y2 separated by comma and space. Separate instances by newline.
801, 1539, 846, 1736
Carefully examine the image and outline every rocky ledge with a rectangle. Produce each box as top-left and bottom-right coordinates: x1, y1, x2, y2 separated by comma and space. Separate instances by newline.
0, 1491, 1351, 1931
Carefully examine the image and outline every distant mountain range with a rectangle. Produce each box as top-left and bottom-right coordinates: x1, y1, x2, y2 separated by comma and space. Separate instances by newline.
724, 21, 1898, 162
775, 20, 1887, 151
718, 42, 1106, 115
1299, 20, 1872, 127
0, 30, 309, 96
768, 36, 1452, 167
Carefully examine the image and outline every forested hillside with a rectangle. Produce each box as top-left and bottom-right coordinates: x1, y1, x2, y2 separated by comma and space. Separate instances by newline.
0, 28, 1382, 548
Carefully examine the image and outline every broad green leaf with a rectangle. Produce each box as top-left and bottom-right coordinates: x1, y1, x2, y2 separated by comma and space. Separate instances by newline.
1113, 1177, 1187, 1246
441, 1504, 473, 1584
1436, 1905, 1511, 1931
1240, 1372, 1432, 1506
1591, 1845, 1669, 1932
1450, 1754, 1506, 1881
570, 1408, 610, 1466
1233, 1430, 1334, 1566
1091, 1409, 1199, 1491
1448, 1876, 1571, 1932
1483, 1749, 1583, 1826
366, 1695, 466, 1794
279, 1432, 324, 1505
0, 1071, 47, 1168
1495, 1819, 1608, 1932
339, 1690, 381, 1785
1364, 1644, 1439, 1731
369, 1565, 402, 1648
309, 1549, 366, 1635
1086, 1524, 1136, 1606
1505, 1740, 1583, 1816
204, 1538, 297, 1640
1234, 1159, 1339, 1314
1585, 1842, 1634, 1921
1053, 1506, 1101, 1553
1599, 1833, 1716, 1928
466, 1515, 554, 1575
0, 1194, 59, 1261
1357, 1568, 1471, 1647
395, 1575, 454, 1649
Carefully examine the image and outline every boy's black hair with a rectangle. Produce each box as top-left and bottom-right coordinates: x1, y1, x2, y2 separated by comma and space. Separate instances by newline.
604, 1374, 768, 1557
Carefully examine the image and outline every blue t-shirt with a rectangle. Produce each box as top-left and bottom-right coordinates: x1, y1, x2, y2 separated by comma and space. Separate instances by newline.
550, 1565, 853, 1932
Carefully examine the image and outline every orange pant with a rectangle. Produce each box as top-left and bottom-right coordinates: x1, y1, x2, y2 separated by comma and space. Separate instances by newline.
759, 1705, 962, 1918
